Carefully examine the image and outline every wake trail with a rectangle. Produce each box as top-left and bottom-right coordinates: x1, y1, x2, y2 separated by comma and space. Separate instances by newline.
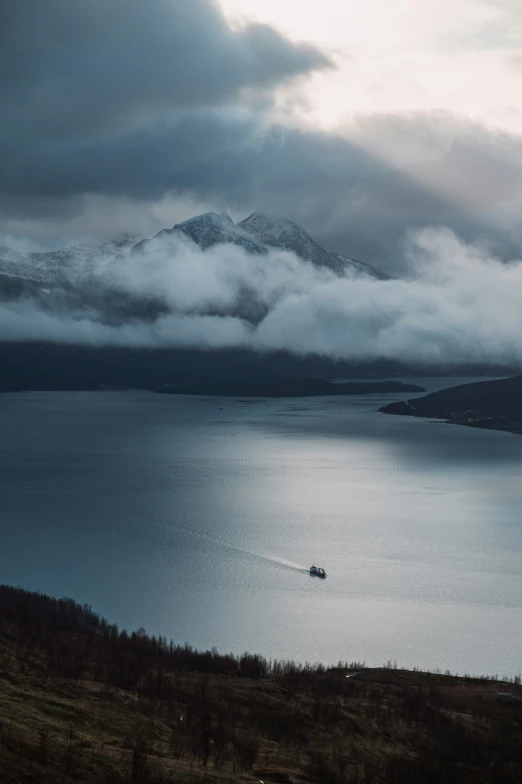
135, 514, 309, 574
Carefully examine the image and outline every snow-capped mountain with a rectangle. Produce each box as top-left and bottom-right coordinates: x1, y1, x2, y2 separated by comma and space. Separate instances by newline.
132, 212, 268, 257
327, 252, 390, 281
133, 210, 388, 281
0, 239, 133, 288
239, 212, 389, 280
239, 212, 341, 272
0, 238, 144, 318
171, 212, 268, 255
0, 210, 388, 319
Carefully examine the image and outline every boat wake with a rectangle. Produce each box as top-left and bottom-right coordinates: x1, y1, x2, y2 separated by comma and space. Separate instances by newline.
190, 529, 309, 574
259, 554, 310, 574
134, 514, 309, 574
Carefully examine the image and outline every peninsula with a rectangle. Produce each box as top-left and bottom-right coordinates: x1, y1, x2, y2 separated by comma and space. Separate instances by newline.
380, 375, 522, 435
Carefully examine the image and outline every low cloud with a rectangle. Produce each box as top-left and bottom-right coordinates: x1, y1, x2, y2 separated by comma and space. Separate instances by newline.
1, 229, 522, 367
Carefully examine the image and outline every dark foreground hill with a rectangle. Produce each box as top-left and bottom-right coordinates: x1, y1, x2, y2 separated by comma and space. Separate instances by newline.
380, 375, 522, 435
1, 585, 521, 783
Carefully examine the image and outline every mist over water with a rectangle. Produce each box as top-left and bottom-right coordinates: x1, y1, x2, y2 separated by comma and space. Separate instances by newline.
1, 382, 522, 676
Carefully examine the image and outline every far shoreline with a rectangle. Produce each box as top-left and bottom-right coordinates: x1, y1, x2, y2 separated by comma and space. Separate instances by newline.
0, 379, 427, 397
380, 375, 522, 437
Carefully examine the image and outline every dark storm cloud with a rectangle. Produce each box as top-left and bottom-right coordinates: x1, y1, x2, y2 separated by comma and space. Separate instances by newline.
1, 1, 521, 271
4, 102, 519, 271
0, 0, 328, 135
0, 0, 329, 201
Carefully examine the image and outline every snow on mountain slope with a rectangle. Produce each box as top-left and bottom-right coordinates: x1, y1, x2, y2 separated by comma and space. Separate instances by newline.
328, 252, 390, 281
0, 246, 87, 291
0, 210, 388, 314
132, 210, 389, 280
175, 212, 268, 255
239, 212, 387, 280
0, 238, 134, 289
133, 212, 268, 257
239, 212, 342, 273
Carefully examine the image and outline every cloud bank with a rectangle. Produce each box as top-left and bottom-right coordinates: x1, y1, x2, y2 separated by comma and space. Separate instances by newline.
1, 0, 521, 370
1, 230, 522, 367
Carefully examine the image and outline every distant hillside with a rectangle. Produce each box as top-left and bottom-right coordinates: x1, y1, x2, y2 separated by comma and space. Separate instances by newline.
160, 378, 425, 397
1, 583, 521, 784
0, 342, 515, 393
380, 375, 522, 434
0, 342, 419, 393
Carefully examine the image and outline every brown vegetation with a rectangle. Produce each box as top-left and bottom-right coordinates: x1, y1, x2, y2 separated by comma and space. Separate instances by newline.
0, 584, 521, 783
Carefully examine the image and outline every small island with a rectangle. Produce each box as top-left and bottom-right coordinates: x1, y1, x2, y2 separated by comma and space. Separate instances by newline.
380, 375, 522, 435
157, 378, 426, 397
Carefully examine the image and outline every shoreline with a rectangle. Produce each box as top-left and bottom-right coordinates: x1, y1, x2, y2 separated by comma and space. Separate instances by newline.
380, 400, 522, 437
380, 375, 522, 436
1, 583, 521, 783
0, 379, 426, 397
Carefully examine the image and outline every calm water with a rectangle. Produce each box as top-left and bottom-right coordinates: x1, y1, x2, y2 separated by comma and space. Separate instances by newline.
1, 379, 521, 676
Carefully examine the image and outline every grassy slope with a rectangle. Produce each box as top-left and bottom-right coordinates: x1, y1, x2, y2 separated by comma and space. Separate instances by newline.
1, 586, 521, 783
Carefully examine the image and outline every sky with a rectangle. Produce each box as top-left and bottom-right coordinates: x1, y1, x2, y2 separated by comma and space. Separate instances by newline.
220, 0, 522, 132
1, 0, 521, 269
1, 0, 522, 365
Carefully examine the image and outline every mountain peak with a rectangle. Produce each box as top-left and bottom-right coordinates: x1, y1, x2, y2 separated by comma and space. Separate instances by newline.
239, 211, 341, 272
130, 210, 387, 279
168, 212, 267, 254
175, 211, 233, 230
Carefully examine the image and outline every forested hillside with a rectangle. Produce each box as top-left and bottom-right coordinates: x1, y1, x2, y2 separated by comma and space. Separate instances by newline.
0, 585, 521, 783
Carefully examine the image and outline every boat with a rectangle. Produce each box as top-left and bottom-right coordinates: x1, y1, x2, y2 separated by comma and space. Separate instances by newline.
309, 565, 326, 578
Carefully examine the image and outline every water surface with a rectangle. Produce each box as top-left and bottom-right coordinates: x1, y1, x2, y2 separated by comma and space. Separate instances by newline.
1, 378, 521, 676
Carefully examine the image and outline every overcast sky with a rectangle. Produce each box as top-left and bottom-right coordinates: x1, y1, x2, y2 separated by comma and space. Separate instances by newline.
1, 0, 521, 269
221, 0, 522, 132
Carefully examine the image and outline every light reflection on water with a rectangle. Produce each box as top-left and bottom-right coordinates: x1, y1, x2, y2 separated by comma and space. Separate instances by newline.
0, 378, 521, 676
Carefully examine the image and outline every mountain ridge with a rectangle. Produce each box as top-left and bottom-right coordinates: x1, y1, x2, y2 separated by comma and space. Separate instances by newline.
239, 211, 390, 279
132, 210, 389, 280
0, 211, 388, 310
